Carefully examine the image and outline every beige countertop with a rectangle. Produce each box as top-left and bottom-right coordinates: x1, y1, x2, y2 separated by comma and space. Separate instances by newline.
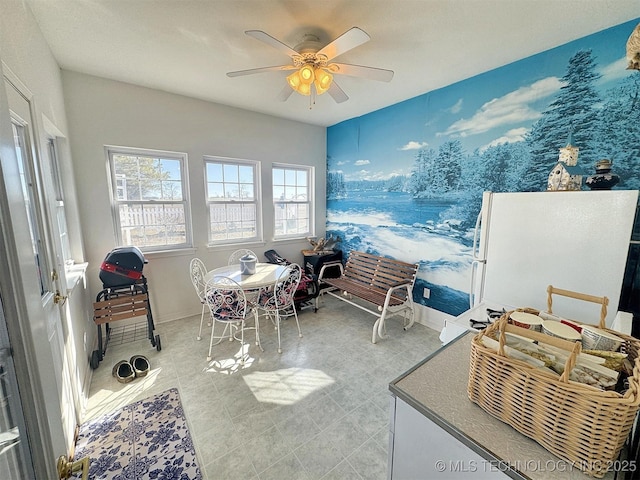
390, 332, 620, 480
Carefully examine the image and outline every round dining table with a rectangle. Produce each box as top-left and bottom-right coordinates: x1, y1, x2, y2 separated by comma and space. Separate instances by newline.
204, 262, 288, 290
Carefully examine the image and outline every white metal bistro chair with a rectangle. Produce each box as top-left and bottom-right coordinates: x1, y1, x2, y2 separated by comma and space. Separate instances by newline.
256, 263, 303, 353
228, 248, 257, 265
205, 275, 261, 363
189, 258, 211, 341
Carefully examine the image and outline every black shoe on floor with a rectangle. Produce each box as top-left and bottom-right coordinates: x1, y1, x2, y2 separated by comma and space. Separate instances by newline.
112, 360, 135, 384
130, 355, 150, 377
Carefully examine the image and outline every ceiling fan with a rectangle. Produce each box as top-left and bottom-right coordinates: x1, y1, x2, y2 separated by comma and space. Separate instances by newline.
227, 27, 394, 104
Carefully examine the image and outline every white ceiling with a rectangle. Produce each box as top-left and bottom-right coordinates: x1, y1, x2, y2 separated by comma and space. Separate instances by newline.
24, 0, 640, 127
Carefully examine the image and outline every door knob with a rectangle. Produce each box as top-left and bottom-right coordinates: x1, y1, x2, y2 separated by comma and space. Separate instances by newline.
54, 290, 68, 306
57, 455, 89, 480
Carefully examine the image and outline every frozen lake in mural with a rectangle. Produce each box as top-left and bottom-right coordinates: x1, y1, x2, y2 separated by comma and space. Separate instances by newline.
327, 191, 473, 316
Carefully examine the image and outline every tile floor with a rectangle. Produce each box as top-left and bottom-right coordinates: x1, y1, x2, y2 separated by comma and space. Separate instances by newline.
85, 294, 443, 480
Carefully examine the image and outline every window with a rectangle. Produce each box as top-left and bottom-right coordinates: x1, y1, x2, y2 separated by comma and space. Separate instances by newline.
13, 122, 51, 296
205, 157, 261, 244
107, 147, 191, 251
272, 165, 313, 238
47, 138, 72, 266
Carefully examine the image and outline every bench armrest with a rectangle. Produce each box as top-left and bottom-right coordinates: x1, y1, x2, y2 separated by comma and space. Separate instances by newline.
381, 282, 413, 308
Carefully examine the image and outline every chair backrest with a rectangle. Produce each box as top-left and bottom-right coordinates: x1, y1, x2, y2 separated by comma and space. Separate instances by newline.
228, 249, 257, 265
189, 258, 208, 300
204, 275, 248, 321
273, 263, 302, 310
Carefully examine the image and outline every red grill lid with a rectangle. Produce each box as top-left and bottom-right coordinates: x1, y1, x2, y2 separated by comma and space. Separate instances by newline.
100, 261, 143, 280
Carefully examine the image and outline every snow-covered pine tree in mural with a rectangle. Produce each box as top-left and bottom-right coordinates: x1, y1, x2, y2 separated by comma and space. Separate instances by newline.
326, 19, 640, 317
525, 50, 602, 191
327, 170, 346, 199
408, 149, 442, 198
595, 75, 640, 189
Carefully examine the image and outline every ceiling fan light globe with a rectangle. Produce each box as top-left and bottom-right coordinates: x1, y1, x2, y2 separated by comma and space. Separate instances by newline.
287, 71, 302, 90
298, 83, 311, 96
299, 64, 315, 84
314, 82, 330, 95
314, 68, 333, 95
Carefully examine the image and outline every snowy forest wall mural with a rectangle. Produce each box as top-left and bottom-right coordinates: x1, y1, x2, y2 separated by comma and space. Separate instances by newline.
326, 18, 640, 318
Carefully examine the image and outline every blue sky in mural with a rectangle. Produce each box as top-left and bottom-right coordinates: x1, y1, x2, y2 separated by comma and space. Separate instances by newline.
329, 19, 637, 181
326, 18, 640, 317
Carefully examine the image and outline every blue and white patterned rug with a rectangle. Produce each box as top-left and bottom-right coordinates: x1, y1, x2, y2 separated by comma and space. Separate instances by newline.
73, 388, 202, 480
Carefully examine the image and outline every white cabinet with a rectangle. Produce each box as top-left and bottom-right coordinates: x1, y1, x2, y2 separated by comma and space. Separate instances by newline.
389, 396, 509, 479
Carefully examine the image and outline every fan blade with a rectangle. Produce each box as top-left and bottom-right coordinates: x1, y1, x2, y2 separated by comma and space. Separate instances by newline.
328, 63, 394, 82
277, 85, 294, 102
227, 65, 296, 77
317, 27, 370, 61
327, 82, 349, 103
245, 30, 299, 58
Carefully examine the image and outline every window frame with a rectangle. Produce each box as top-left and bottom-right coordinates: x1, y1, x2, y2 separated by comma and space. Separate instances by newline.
272, 163, 314, 240
204, 155, 262, 246
106, 145, 192, 253
47, 137, 73, 267
12, 119, 54, 297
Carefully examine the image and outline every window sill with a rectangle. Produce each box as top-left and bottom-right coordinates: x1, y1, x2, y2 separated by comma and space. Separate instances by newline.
65, 262, 88, 291
143, 247, 197, 259
272, 236, 312, 244
206, 241, 266, 250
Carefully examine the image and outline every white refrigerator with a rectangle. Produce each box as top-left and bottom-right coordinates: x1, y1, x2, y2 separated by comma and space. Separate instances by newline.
469, 190, 639, 327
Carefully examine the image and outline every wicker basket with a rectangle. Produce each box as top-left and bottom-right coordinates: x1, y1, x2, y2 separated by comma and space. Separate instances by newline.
468, 307, 640, 478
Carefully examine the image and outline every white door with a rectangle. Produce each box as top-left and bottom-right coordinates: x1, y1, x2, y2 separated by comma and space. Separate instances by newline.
5, 76, 76, 458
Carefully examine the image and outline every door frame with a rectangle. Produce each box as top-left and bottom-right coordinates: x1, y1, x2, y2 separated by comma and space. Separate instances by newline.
0, 61, 63, 479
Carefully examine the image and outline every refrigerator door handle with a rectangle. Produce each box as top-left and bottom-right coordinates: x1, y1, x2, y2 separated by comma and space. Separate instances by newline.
470, 259, 485, 308
472, 210, 483, 260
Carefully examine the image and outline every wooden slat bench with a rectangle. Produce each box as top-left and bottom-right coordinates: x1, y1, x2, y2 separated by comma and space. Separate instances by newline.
318, 250, 419, 343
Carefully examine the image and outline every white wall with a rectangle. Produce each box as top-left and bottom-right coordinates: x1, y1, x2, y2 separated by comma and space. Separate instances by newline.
0, 1, 85, 262
61, 71, 327, 324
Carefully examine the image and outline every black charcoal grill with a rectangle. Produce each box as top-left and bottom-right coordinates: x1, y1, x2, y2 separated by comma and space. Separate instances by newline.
91, 247, 161, 369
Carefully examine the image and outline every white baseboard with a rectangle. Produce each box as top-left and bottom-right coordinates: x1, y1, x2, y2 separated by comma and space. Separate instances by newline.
413, 303, 453, 332
154, 309, 201, 324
